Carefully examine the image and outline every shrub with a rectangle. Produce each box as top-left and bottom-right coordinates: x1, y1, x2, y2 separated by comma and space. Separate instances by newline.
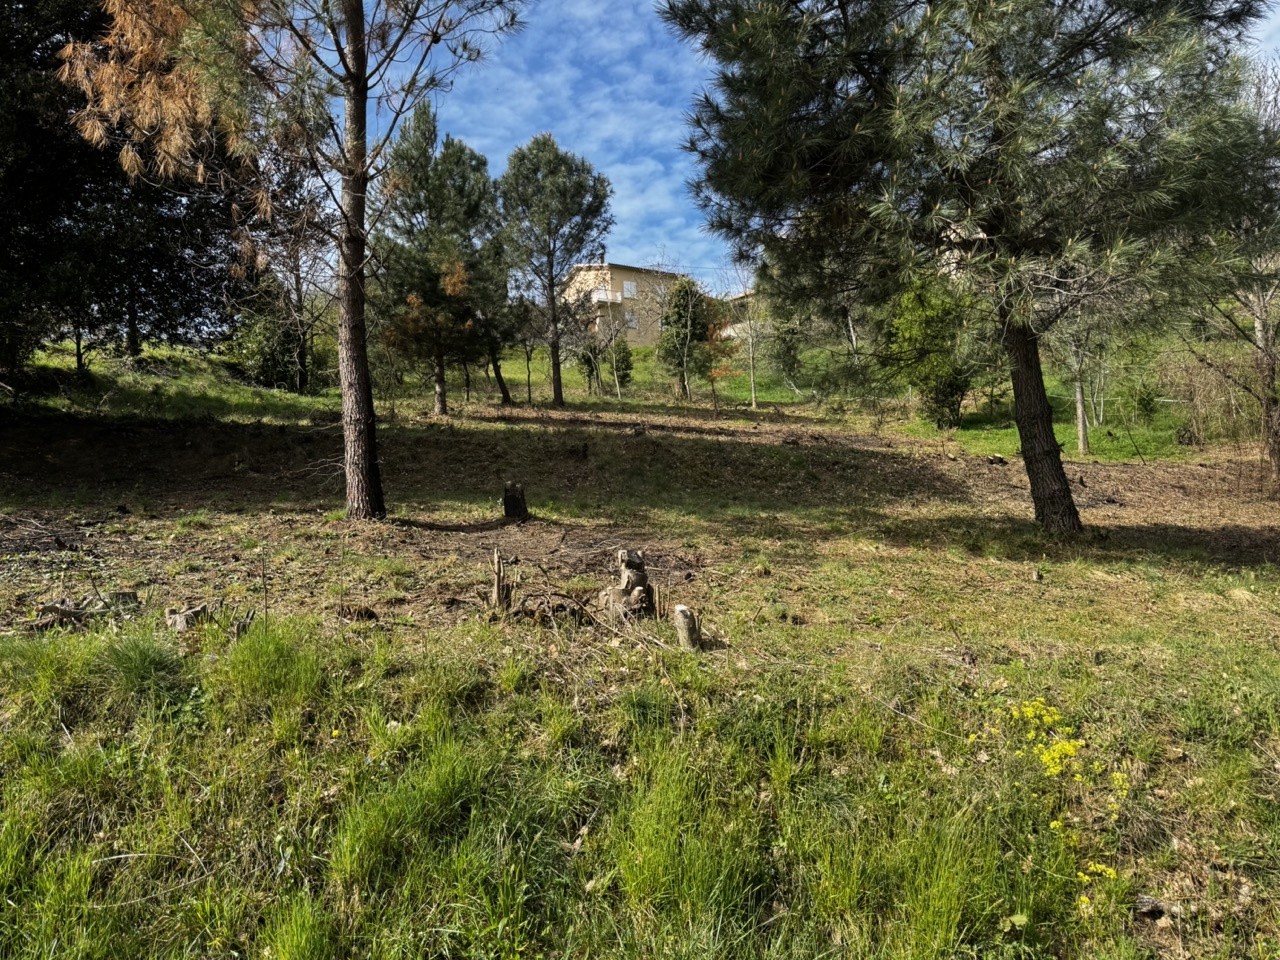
608, 337, 633, 388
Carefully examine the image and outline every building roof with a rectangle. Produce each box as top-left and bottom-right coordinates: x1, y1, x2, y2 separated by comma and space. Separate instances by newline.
567, 261, 689, 280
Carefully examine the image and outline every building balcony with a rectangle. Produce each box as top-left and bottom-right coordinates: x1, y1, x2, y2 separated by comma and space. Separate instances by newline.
592, 289, 622, 304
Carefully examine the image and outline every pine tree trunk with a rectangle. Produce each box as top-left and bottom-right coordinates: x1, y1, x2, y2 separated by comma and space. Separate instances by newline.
490, 348, 513, 405
433, 348, 448, 416
336, 2, 386, 520
1002, 322, 1082, 533
1074, 374, 1089, 456
1256, 313, 1280, 494
293, 266, 309, 394
463, 362, 471, 402
549, 298, 564, 405
524, 346, 533, 404
748, 334, 758, 410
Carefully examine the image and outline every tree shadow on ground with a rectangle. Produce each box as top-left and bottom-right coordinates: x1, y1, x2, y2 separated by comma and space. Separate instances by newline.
864, 513, 1280, 570
2, 410, 1275, 571
0, 410, 963, 524
541, 397, 818, 426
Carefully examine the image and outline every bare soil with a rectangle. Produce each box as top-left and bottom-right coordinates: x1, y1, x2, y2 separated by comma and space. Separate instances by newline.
2, 406, 1276, 633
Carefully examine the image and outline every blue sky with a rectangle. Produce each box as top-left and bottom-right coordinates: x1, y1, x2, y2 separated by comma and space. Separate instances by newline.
435, 2, 1280, 294
433, 0, 730, 289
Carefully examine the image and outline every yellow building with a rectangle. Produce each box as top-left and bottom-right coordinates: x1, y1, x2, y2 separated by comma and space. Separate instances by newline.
563, 262, 690, 347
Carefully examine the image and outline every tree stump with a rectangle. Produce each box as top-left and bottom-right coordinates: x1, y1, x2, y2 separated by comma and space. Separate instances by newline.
503, 481, 529, 521
672, 605, 701, 650
599, 549, 655, 620
489, 549, 513, 612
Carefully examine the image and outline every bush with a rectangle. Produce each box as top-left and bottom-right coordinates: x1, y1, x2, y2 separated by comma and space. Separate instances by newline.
1154, 345, 1257, 446
608, 338, 633, 388
222, 310, 308, 392
890, 279, 976, 429
917, 367, 971, 429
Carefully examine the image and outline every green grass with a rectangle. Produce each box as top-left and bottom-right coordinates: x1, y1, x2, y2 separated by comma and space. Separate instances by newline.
2, 344, 1278, 957
14, 342, 1229, 465
19, 344, 337, 424
897, 385, 1198, 462
1, 596, 1277, 958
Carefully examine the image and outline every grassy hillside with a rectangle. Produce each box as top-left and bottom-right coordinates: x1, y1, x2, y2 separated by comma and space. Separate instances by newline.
1, 348, 1277, 958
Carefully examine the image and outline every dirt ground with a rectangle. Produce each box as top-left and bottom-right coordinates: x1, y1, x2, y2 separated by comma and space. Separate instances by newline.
2, 405, 1277, 634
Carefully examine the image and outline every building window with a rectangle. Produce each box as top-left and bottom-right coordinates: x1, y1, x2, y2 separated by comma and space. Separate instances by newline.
623, 280, 637, 298
625, 310, 638, 328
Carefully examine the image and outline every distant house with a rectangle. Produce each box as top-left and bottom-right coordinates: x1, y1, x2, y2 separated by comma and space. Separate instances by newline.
719, 289, 757, 340
563, 262, 690, 347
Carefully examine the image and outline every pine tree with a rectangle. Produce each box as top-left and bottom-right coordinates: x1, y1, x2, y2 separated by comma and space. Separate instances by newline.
657, 278, 714, 401
663, 0, 1275, 532
1, 0, 240, 379
374, 104, 506, 417
498, 134, 613, 407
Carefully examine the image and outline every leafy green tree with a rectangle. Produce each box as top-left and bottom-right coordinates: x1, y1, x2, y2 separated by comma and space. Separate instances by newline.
0, 0, 240, 381
608, 337, 634, 393
663, 0, 1276, 533
499, 134, 613, 406
64, 0, 525, 519
374, 105, 507, 416
657, 278, 714, 400
888, 281, 978, 430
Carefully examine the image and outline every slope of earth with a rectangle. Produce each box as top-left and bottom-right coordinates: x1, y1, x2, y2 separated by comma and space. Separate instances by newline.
0, 395, 1277, 959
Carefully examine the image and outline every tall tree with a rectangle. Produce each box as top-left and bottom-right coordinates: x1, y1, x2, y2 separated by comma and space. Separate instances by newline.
375, 103, 506, 416
1191, 59, 1280, 493
663, 0, 1274, 533
62, 0, 524, 519
499, 134, 613, 406
0, 0, 239, 380
657, 277, 714, 401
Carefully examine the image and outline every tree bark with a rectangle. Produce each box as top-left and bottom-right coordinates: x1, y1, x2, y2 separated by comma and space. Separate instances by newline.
125, 302, 142, 358
524, 345, 534, 404
294, 331, 309, 394
73, 323, 86, 376
490, 347, 513, 405
1256, 312, 1280, 493
673, 605, 701, 651
1074, 374, 1089, 456
549, 321, 564, 405
433, 348, 448, 416
293, 264, 309, 394
1002, 322, 1082, 533
336, 1, 386, 520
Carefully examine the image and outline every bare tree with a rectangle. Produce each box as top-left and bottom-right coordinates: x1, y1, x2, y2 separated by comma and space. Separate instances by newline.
1185, 60, 1280, 492
717, 260, 769, 410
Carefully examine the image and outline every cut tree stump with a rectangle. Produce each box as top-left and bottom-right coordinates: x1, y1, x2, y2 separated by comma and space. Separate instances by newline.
503, 482, 529, 521
599, 549, 655, 620
672, 605, 701, 650
489, 548, 513, 612
166, 602, 217, 632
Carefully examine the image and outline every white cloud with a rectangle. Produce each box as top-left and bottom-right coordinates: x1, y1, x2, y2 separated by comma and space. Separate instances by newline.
431, 1, 1280, 290
432, 0, 728, 284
